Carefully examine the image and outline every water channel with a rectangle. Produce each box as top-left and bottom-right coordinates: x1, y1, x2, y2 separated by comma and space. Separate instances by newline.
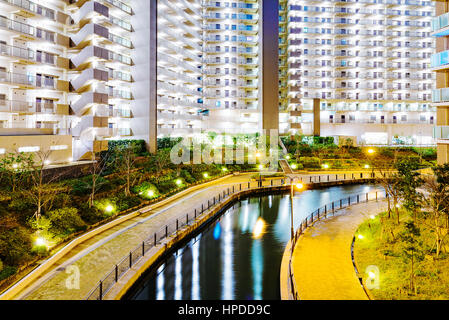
126, 183, 380, 300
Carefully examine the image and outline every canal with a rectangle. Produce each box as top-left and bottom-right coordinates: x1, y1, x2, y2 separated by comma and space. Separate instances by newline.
126, 183, 380, 300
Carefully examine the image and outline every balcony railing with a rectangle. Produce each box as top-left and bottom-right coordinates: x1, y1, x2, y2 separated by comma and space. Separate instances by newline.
0, 42, 34, 61
0, 0, 55, 20
431, 50, 449, 69
434, 126, 449, 140
0, 71, 35, 86
432, 12, 449, 33
432, 88, 449, 103
0, 15, 34, 37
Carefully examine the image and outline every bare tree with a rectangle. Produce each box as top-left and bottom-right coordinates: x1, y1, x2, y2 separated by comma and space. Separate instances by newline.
114, 143, 139, 196
21, 150, 66, 223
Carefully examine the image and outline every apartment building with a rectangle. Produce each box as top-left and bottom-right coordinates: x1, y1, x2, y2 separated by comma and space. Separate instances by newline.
0, 0, 278, 163
432, 0, 449, 164
280, 0, 436, 146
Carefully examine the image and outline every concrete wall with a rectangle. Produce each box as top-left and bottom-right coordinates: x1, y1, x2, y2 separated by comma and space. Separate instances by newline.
0, 135, 72, 164
130, 0, 157, 153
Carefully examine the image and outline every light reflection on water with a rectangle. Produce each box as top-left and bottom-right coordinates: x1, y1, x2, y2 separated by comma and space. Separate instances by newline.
129, 183, 380, 300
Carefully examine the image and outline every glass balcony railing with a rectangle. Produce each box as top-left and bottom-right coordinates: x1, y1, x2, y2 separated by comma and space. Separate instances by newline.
433, 126, 449, 140
432, 88, 449, 103
432, 12, 449, 33
431, 50, 449, 69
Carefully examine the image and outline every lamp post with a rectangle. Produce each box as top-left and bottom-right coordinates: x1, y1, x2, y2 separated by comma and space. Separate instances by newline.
290, 181, 305, 241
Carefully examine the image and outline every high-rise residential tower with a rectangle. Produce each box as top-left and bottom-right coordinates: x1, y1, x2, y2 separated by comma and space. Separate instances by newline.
0, 0, 278, 163
432, 0, 449, 164
280, 0, 436, 146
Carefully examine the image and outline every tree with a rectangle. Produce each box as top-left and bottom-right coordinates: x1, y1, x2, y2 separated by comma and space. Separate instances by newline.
421, 164, 449, 257
398, 221, 424, 295
395, 159, 423, 222
20, 150, 67, 223
0, 152, 33, 192
86, 151, 110, 208
113, 142, 140, 196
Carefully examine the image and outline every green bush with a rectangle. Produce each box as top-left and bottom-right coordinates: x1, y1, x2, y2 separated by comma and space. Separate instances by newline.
8, 198, 35, 223
78, 203, 104, 224
180, 169, 196, 184
156, 180, 178, 194
116, 195, 142, 211
0, 265, 17, 281
0, 258, 3, 272
132, 182, 159, 199
0, 227, 32, 266
300, 157, 321, 169
47, 207, 86, 235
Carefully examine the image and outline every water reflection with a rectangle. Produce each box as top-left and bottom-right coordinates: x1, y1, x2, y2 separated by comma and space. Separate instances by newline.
129, 184, 379, 300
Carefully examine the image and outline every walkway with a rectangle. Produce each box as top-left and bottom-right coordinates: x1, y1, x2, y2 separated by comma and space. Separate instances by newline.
291, 200, 387, 300
3, 170, 375, 300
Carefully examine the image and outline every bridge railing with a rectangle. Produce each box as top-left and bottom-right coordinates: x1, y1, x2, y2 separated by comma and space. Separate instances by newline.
84, 172, 379, 300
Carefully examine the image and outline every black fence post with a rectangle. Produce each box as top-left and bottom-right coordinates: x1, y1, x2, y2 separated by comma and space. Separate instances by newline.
186, 213, 189, 224
325, 205, 327, 218
129, 252, 132, 268
340, 199, 342, 208
176, 219, 178, 231
366, 193, 369, 202
327, 175, 330, 182
201, 204, 204, 213
115, 265, 118, 282
165, 225, 168, 238
357, 195, 360, 203
348, 196, 351, 206
332, 202, 335, 215
376, 192, 378, 201
310, 176, 312, 183
344, 173, 346, 180
194, 209, 197, 219
154, 233, 156, 246
336, 174, 338, 181
99, 281, 103, 300
142, 241, 145, 256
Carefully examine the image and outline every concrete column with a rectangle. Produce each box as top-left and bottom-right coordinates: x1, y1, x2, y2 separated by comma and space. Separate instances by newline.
261, 0, 279, 132
313, 98, 321, 136
131, 0, 157, 154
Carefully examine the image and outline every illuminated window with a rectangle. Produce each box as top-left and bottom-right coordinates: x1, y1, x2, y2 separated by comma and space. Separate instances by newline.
50, 145, 68, 151
18, 146, 40, 153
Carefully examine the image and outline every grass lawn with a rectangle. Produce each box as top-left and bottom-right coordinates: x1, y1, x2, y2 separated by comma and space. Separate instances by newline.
354, 210, 449, 300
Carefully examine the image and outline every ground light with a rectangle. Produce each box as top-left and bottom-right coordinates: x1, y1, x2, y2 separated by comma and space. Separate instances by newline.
291, 164, 298, 170
256, 152, 261, 158
322, 164, 329, 169
370, 215, 375, 220
367, 148, 376, 155
286, 155, 291, 160
147, 190, 154, 197
252, 217, 266, 239
203, 173, 209, 179
35, 237, 46, 247
12, 163, 18, 169
358, 234, 364, 240
222, 167, 228, 172
258, 165, 264, 170
368, 271, 376, 279
365, 164, 370, 169
105, 205, 114, 213
176, 179, 182, 186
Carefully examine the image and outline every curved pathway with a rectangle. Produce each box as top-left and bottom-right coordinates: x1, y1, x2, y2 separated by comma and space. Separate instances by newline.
2, 170, 374, 300
291, 200, 387, 300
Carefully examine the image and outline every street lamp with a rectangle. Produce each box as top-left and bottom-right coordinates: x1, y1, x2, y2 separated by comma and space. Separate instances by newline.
290, 181, 305, 241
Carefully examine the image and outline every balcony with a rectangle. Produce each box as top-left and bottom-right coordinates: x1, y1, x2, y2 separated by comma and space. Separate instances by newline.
0, 42, 34, 62
0, 71, 36, 87
432, 88, 449, 104
0, 15, 34, 38
430, 50, 449, 70
434, 126, 449, 140
0, 0, 56, 20
432, 12, 449, 37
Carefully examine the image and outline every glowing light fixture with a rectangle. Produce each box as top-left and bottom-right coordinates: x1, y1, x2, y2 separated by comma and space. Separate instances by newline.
176, 179, 182, 186
358, 234, 364, 240
367, 148, 375, 155
291, 164, 298, 170
203, 173, 209, 179
365, 164, 370, 169
105, 205, 114, 213
35, 237, 46, 247
147, 190, 155, 197
323, 164, 329, 169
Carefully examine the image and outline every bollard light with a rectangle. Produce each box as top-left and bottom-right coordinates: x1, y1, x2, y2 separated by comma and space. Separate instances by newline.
176, 179, 182, 186
105, 205, 114, 213
147, 190, 154, 197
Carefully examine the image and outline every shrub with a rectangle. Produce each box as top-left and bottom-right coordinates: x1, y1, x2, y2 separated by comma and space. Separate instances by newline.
0, 259, 3, 272
156, 180, 178, 194
47, 207, 86, 235
116, 195, 141, 212
78, 203, 104, 224
0, 227, 32, 266
8, 198, 35, 223
132, 182, 160, 199
180, 169, 196, 184
300, 157, 320, 169
0, 265, 17, 281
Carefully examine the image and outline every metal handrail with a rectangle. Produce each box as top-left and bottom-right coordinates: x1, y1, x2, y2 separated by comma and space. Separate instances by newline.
286, 189, 387, 300
84, 172, 378, 300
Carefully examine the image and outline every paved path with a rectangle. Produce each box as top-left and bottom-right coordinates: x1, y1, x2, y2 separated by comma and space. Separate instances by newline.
5, 170, 375, 300
291, 200, 387, 300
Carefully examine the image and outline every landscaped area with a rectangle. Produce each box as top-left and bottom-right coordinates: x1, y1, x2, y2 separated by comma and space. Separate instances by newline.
354, 163, 449, 299
281, 135, 437, 171
0, 137, 259, 290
